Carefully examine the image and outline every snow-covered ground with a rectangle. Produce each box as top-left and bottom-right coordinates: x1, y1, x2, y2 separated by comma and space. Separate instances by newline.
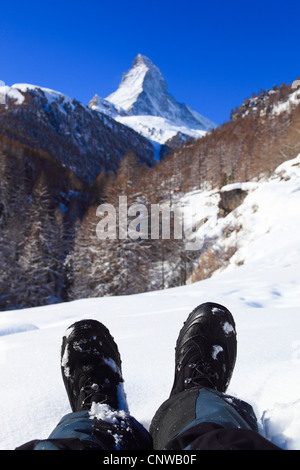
1, 156, 300, 450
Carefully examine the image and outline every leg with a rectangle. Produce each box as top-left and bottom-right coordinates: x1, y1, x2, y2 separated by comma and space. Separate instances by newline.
150, 302, 281, 450
17, 408, 151, 450
17, 319, 152, 451
150, 387, 279, 450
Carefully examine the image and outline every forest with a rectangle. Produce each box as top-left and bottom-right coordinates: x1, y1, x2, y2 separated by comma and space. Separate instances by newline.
0, 82, 299, 311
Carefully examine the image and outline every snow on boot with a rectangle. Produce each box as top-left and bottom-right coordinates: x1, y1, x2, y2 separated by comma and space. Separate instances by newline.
170, 302, 237, 395
61, 319, 128, 412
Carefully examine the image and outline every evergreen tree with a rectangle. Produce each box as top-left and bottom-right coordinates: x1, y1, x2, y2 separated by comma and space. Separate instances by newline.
17, 174, 57, 307
69, 205, 106, 300
0, 148, 28, 309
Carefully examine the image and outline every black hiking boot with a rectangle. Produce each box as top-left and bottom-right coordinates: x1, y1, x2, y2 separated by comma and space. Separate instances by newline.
61, 319, 127, 412
170, 302, 237, 396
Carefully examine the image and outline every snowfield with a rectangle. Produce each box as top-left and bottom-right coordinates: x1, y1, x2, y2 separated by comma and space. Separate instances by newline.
114, 114, 207, 145
1, 156, 300, 450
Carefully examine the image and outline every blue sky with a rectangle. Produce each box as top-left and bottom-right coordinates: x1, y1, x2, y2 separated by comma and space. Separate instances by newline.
0, 0, 299, 124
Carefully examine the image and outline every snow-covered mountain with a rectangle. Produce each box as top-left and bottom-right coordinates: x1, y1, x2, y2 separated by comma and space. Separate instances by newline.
231, 79, 300, 120
89, 54, 216, 146
1, 154, 300, 450
0, 82, 155, 183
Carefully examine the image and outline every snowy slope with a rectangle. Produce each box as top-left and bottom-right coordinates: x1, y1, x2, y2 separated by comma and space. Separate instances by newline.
113, 115, 207, 145
105, 54, 155, 113
88, 99, 208, 145
271, 87, 300, 116
0, 82, 155, 182
1, 156, 300, 450
0, 83, 75, 110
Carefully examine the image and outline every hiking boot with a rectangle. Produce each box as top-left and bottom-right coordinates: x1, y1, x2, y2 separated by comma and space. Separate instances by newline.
61, 319, 127, 412
170, 302, 237, 396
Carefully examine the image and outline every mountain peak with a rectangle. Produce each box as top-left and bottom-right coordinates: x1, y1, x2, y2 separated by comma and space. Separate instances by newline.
105, 55, 215, 133
106, 54, 167, 114
132, 53, 156, 68
131, 54, 164, 81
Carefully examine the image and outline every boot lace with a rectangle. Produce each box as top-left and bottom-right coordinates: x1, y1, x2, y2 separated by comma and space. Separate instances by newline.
184, 361, 218, 389
80, 382, 109, 408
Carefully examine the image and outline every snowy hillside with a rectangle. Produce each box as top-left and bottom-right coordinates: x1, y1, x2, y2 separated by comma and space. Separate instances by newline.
0, 82, 76, 110
1, 156, 300, 450
112, 115, 207, 146
89, 54, 216, 145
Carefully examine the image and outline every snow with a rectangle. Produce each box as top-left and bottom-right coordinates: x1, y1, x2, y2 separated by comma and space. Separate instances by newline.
1, 156, 300, 450
212, 345, 223, 360
89, 403, 127, 424
106, 54, 150, 112
220, 181, 259, 193
0, 85, 25, 105
11, 83, 75, 112
88, 94, 127, 119
114, 114, 207, 145
90, 54, 216, 145
271, 88, 300, 116
222, 321, 235, 335
0, 83, 77, 113
89, 101, 208, 145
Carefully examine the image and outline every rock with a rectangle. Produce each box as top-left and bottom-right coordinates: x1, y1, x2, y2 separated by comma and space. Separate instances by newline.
218, 187, 248, 216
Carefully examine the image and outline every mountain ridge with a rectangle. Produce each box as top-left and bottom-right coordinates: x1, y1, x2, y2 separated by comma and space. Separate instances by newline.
0, 82, 155, 183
